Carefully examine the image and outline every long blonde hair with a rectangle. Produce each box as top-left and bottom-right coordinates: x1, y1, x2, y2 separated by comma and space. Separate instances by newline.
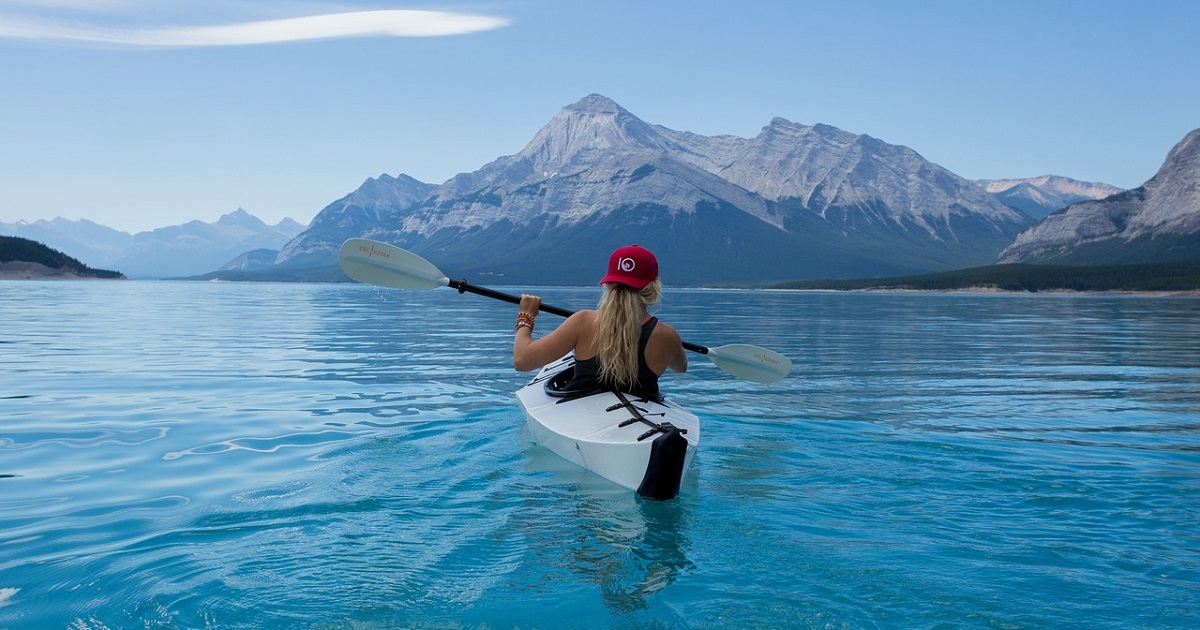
596, 279, 662, 391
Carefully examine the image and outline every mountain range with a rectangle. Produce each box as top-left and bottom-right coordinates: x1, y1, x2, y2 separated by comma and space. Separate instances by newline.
7, 94, 1193, 285
228, 95, 1045, 285
0, 209, 304, 278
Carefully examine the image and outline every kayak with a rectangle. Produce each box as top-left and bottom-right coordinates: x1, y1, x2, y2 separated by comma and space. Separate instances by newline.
515, 353, 700, 500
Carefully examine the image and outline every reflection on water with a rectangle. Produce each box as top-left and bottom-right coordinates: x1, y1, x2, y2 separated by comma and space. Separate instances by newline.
557, 485, 694, 613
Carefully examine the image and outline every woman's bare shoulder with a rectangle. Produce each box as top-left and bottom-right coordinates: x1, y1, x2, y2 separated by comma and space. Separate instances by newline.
653, 318, 681, 337
566, 309, 597, 325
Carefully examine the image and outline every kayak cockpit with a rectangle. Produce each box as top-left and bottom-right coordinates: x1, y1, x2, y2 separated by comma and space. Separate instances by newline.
541, 358, 665, 405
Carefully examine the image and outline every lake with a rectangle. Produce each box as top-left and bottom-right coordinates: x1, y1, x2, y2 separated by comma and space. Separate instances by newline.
2, 281, 1198, 629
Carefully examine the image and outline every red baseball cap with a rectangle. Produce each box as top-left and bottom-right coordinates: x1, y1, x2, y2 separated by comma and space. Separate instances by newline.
600, 245, 658, 289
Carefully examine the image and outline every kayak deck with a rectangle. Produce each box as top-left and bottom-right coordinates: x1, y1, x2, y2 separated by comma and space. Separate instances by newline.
515, 354, 700, 499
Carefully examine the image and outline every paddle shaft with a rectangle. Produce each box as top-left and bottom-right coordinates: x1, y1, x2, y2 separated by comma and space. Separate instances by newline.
447, 278, 710, 355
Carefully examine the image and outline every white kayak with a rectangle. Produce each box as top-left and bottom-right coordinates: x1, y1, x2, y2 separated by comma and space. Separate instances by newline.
515, 354, 700, 500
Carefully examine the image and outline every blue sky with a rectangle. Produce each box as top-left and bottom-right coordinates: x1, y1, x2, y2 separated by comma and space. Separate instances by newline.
1, 1, 1197, 233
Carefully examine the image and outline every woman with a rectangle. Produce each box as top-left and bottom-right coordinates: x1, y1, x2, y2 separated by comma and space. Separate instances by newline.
512, 245, 687, 397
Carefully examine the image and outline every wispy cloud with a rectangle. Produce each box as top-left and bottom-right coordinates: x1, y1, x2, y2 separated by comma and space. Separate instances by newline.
0, 8, 511, 47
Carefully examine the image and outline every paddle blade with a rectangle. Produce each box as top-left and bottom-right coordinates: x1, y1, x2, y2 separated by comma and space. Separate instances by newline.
338, 238, 450, 290
704, 344, 792, 384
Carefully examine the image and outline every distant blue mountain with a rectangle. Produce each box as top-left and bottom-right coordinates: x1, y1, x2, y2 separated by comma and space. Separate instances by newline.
978, 175, 1123, 220
0, 209, 305, 278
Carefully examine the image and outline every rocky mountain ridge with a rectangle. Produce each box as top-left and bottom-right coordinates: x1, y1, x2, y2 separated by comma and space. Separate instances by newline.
269, 174, 434, 270
367, 95, 1026, 242
998, 128, 1200, 264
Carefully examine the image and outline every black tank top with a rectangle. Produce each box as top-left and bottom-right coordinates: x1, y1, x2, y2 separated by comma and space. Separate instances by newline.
569, 317, 661, 397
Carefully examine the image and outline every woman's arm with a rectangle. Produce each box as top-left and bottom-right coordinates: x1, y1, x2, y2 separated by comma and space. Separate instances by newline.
655, 322, 688, 374
512, 295, 586, 372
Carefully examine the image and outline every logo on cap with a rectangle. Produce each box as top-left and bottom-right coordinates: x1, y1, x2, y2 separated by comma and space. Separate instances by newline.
619, 257, 636, 273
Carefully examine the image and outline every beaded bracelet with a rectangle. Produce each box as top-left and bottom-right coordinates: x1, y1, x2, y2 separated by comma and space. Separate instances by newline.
515, 312, 536, 332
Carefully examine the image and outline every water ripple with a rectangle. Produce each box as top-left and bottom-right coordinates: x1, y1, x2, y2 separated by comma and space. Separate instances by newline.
162, 429, 360, 460
2, 284, 1198, 629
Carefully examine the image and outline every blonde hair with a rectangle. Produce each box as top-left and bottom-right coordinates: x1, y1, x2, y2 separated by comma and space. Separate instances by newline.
596, 279, 662, 391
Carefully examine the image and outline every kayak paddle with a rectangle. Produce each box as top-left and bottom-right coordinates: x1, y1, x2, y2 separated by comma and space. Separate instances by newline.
338, 238, 792, 384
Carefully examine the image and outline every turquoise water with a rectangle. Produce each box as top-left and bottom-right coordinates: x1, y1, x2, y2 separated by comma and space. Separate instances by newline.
2, 281, 1198, 629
